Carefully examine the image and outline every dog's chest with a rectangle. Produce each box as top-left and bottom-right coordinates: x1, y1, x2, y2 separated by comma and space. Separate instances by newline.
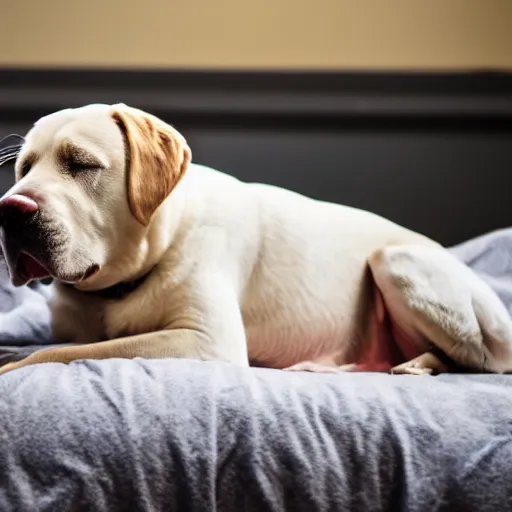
52, 288, 174, 343
102, 290, 170, 340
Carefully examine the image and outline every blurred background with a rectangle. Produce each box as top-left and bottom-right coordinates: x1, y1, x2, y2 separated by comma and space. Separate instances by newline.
0, 0, 511, 245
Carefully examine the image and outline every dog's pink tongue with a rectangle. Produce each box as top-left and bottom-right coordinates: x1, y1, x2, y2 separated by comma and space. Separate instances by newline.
17, 253, 50, 281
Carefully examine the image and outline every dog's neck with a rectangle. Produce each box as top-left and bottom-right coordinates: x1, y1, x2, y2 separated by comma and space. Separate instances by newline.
67, 267, 153, 300
85, 271, 151, 300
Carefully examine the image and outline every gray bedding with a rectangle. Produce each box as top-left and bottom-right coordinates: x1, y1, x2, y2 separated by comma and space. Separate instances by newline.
1, 228, 512, 510
1, 359, 512, 512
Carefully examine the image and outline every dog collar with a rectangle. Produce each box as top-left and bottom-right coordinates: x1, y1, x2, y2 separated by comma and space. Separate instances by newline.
89, 274, 148, 300
78, 267, 154, 301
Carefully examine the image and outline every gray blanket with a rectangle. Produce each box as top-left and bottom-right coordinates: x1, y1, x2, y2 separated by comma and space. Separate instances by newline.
1, 359, 512, 511
1, 228, 512, 511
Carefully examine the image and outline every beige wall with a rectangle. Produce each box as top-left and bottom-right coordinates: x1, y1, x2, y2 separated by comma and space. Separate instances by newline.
1, 0, 511, 70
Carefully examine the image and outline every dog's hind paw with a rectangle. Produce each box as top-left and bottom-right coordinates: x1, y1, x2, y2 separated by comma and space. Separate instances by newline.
283, 361, 344, 373
390, 351, 448, 376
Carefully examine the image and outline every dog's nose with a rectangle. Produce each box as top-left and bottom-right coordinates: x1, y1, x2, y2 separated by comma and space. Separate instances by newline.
0, 194, 39, 228
0, 194, 39, 215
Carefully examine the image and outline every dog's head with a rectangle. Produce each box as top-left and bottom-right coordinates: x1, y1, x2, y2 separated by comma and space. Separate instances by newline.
0, 103, 191, 288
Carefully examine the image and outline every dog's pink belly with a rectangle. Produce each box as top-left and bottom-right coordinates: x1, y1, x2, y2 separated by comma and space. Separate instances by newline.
249, 289, 429, 372
296, 289, 428, 372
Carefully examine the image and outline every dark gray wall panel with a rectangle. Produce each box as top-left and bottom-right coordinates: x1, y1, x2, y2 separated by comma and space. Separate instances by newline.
186, 128, 512, 246
0, 69, 511, 246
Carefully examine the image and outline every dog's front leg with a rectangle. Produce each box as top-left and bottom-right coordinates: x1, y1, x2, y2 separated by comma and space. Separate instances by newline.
0, 329, 235, 375
0, 271, 250, 375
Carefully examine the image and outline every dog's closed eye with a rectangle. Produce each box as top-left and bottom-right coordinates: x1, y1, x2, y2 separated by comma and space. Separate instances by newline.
20, 160, 32, 177
58, 141, 105, 175
67, 158, 102, 173
16, 153, 36, 179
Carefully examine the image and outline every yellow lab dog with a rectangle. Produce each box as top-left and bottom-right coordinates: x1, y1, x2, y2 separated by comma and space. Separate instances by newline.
0, 103, 510, 376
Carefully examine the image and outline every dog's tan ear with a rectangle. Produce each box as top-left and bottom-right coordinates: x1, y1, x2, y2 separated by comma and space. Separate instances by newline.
111, 103, 191, 226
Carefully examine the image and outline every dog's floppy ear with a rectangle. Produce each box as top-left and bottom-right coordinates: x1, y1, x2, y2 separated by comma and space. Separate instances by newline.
111, 103, 191, 226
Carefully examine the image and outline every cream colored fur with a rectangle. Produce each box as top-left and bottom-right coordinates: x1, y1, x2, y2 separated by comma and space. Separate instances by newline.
1, 103, 511, 375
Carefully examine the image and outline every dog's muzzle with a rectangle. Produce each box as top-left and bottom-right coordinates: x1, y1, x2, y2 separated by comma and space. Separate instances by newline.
0, 193, 52, 286
0, 134, 52, 286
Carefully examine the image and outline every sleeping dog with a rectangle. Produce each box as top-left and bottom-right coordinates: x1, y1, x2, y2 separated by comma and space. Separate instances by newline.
0, 103, 511, 376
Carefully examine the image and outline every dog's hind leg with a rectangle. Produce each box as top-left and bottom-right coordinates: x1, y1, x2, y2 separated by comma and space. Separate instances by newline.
368, 244, 512, 375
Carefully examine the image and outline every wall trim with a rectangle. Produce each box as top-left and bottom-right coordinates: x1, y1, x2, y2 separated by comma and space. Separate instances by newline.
0, 68, 511, 128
